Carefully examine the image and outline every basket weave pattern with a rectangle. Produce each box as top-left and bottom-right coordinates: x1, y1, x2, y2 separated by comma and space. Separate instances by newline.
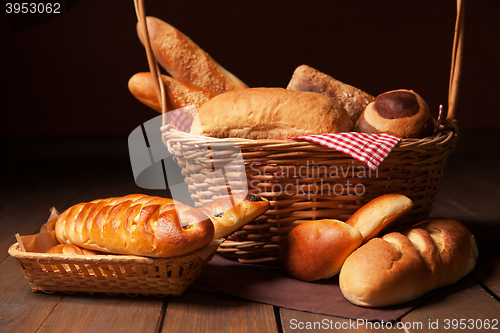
163, 121, 459, 264
9, 243, 216, 296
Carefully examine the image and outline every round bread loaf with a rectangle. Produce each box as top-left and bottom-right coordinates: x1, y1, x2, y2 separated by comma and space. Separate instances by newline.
355, 89, 431, 138
55, 194, 214, 258
281, 219, 363, 282
190, 87, 353, 139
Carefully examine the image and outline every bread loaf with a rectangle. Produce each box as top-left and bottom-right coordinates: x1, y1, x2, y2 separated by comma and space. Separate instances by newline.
46, 244, 103, 256
287, 65, 374, 124
355, 89, 432, 138
55, 194, 214, 258
198, 193, 270, 239
190, 87, 353, 139
281, 219, 363, 282
346, 194, 413, 242
137, 17, 248, 94
128, 72, 218, 113
339, 218, 478, 307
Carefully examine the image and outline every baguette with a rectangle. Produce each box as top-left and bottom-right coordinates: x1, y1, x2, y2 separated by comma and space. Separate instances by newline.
137, 17, 248, 94
55, 194, 214, 258
198, 193, 270, 239
339, 218, 478, 307
128, 72, 218, 113
190, 87, 352, 139
287, 65, 374, 123
46, 244, 103, 256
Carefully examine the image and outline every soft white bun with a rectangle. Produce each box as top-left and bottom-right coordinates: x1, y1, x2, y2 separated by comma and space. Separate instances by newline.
346, 194, 413, 242
339, 218, 478, 307
281, 219, 363, 282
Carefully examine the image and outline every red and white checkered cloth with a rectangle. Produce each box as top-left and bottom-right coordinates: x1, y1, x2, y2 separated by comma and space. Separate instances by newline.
289, 132, 401, 170
170, 107, 401, 170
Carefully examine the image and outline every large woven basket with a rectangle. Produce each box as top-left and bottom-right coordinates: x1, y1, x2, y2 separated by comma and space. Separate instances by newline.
9, 241, 218, 296
142, 1, 464, 264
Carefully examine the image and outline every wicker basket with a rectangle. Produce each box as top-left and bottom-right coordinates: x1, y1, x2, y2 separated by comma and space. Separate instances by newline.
9, 241, 219, 296
140, 1, 464, 264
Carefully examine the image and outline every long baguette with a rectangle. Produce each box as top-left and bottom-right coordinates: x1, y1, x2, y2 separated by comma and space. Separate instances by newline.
339, 218, 478, 307
137, 17, 248, 94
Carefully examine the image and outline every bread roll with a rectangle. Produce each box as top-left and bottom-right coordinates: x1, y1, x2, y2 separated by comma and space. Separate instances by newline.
287, 65, 374, 123
281, 219, 363, 282
190, 87, 353, 139
198, 193, 270, 239
55, 194, 214, 258
137, 17, 248, 94
46, 244, 103, 256
339, 218, 478, 307
346, 194, 413, 242
355, 89, 432, 138
128, 72, 219, 113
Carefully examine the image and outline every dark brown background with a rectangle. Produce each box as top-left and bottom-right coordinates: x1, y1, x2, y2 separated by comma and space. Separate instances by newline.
1, 0, 499, 143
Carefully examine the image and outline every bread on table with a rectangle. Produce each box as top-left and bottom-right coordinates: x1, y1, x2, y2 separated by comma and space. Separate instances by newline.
281, 219, 363, 282
355, 89, 433, 138
46, 244, 104, 256
346, 194, 413, 242
128, 72, 219, 113
287, 64, 374, 124
190, 87, 353, 139
55, 194, 214, 258
339, 218, 478, 307
137, 16, 248, 94
198, 192, 270, 239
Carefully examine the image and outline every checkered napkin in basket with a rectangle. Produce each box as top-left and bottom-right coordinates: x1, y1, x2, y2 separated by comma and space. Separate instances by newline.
170, 108, 401, 170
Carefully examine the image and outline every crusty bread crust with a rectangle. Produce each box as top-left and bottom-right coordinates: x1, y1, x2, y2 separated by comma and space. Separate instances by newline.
190, 87, 353, 139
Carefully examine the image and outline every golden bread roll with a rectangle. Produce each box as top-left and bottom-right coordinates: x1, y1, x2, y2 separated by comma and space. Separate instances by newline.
355, 89, 432, 138
281, 219, 363, 282
346, 194, 413, 242
55, 194, 214, 258
339, 218, 478, 307
128, 72, 219, 113
287, 64, 374, 123
190, 87, 353, 139
46, 244, 104, 256
198, 193, 270, 239
137, 17, 248, 94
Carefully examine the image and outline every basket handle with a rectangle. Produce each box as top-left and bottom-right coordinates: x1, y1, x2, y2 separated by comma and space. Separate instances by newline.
448, 0, 465, 121
134, 0, 464, 123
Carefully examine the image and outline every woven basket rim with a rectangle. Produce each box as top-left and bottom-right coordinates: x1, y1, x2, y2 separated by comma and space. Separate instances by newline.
162, 119, 459, 150
8, 242, 214, 265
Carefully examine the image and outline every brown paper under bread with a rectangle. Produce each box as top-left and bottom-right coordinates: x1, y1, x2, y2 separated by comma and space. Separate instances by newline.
137, 16, 248, 94
128, 72, 219, 113
190, 87, 353, 139
55, 194, 214, 258
287, 65, 374, 123
339, 218, 478, 307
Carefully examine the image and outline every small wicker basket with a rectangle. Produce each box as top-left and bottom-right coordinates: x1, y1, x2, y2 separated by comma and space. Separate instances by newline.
8, 241, 218, 296
148, 1, 464, 264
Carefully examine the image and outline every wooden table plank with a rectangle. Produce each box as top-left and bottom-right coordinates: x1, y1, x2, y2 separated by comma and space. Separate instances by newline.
474, 252, 500, 299
279, 308, 405, 332
402, 276, 500, 333
36, 293, 164, 333
0, 256, 64, 333
162, 290, 278, 333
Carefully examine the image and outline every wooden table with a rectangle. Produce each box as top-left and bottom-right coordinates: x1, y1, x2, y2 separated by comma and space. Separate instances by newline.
2, 131, 499, 332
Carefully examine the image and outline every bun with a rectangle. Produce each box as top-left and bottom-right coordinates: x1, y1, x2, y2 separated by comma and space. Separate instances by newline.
339, 218, 478, 307
46, 244, 103, 256
287, 65, 374, 123
128, 72, 218, 113
355, 89, 431, 138
198, 193, 270, 239
346, 194, 413, 242
190, 87, 353, 139
281, 219, 363, 282
138, 17, 248, 94
55, 194, 214, 258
